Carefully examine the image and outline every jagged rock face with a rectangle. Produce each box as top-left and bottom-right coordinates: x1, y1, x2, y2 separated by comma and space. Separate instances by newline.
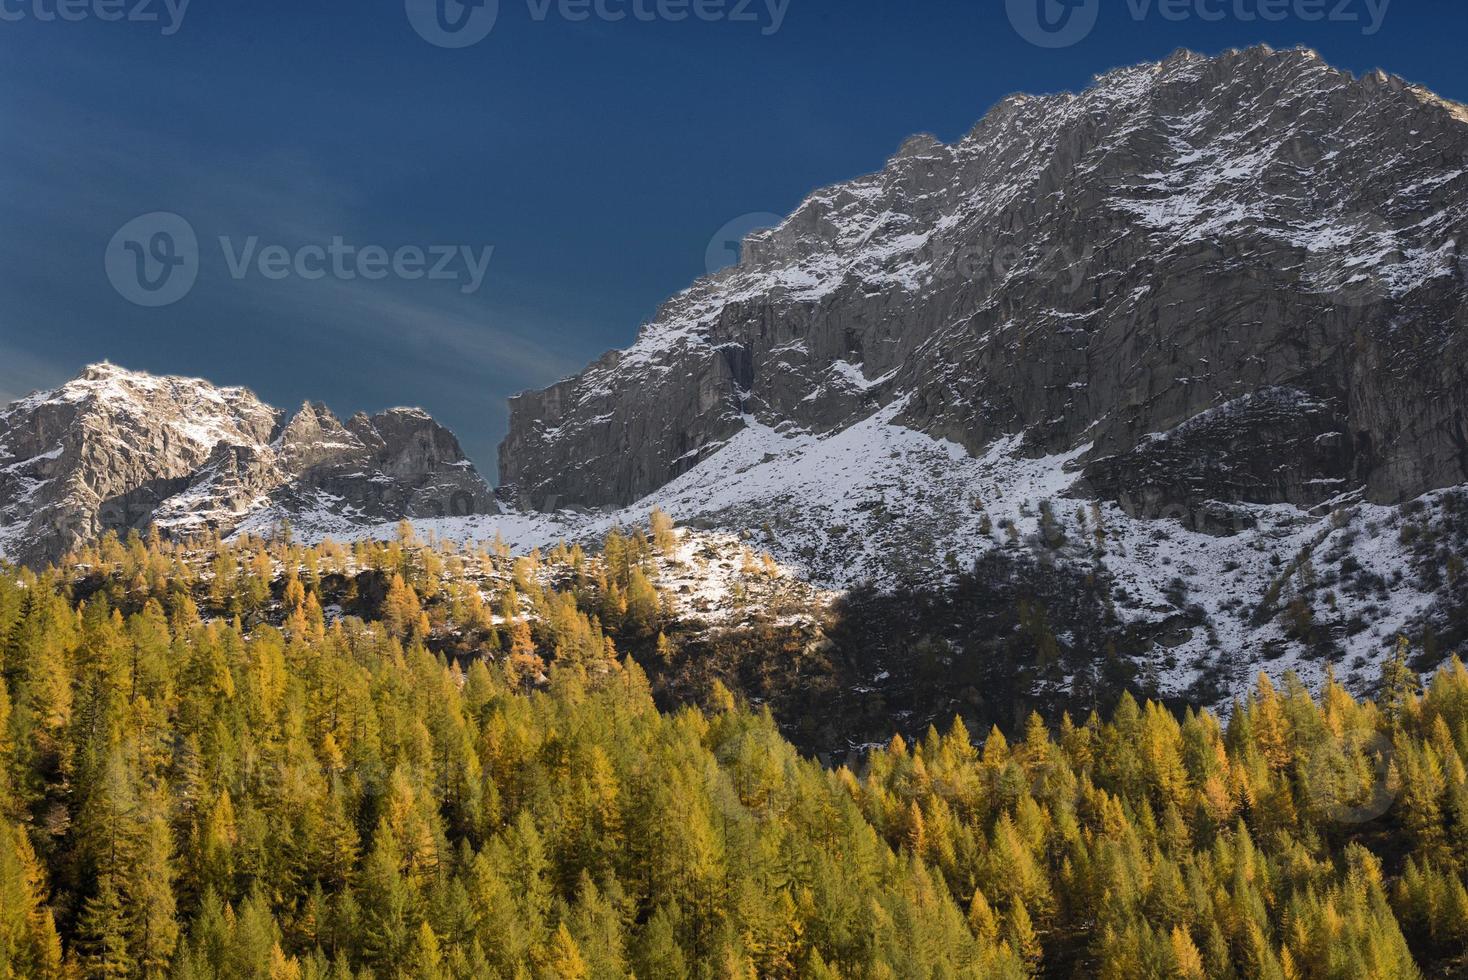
276, 402, 359, 473
306, 409, 493, 523
500, 46, 1468, 519
0, 364, 282, 565
0, 364, 496, 566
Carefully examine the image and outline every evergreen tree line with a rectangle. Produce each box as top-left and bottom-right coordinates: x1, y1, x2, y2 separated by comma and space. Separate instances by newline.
0, 533, 1466, 977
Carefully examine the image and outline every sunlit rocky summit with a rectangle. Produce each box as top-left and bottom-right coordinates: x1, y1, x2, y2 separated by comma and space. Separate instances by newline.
485, 46, 1468, 700
505, 45, 1468, 520
0, 362, 496, 567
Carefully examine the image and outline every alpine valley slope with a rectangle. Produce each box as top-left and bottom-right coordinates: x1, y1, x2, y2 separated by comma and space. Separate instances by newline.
0, 363, 498, 568
447, 45, 1468, 707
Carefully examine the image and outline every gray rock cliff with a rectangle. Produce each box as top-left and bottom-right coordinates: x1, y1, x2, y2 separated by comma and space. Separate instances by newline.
500, 47, 1468, 525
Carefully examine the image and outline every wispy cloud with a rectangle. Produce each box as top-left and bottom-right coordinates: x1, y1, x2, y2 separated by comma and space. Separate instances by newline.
233, 274, 585, 387
0, 82, 584, 395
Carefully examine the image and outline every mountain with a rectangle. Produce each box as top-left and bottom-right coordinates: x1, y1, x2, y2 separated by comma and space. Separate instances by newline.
0, 362, 497, 567
481, 46, 1468, 705
502, 46, 1468, 517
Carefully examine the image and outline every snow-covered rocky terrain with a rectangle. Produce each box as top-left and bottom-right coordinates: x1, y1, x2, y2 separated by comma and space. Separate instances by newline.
0, 363, 496, 568
501, 45, 1468, 523
489, 44, 1468, 707
281, 400, 1465, 713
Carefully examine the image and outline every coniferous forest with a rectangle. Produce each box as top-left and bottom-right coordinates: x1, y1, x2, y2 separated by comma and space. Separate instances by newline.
2, 525, 1467, 978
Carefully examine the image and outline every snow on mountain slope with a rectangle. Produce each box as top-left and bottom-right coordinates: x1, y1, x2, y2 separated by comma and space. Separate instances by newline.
277, 395, 1460, 713
0, 363, 281, 565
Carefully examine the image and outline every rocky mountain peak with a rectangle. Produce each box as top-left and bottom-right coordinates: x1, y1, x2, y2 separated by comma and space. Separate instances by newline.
890, 133, 948, 164
0, 365, 494, 565
274, 402, 361, 473
476, 46, 1468, 703
500, 46, 1468, 518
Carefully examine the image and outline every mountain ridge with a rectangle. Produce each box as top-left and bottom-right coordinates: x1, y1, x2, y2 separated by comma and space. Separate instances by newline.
500, 44, 1468, 517
469, 44, 1468, 709
0, 361, 497, 567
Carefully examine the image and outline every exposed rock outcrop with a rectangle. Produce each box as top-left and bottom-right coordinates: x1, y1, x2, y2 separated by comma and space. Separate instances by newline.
0, 363, 496, 566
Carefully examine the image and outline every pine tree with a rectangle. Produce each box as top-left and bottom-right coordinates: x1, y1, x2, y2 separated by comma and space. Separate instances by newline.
625, 568, 660, 637
634, 906, 687, 979
78, 875, 135, 979
408, 921, 446, 980
130, 789, 181, 976
268, 943, 303, 980
1005, 899, 1041, 973
197, 789, 238, 900
566, 873, 630, 980
229, 888, 285, 978
1380, 636, 1421, 729
542, 922, 590, 980
0, 821, 63, 978
1170, 925, 1205, 980
967, 889, 999, 945
649, 508, 678, 553
507, 620, 542, 690
383, 575, 422, 640
359, 827, 413, 971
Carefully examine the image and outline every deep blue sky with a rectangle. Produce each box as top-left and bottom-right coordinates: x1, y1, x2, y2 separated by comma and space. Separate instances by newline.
1, 0, 1463, 476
